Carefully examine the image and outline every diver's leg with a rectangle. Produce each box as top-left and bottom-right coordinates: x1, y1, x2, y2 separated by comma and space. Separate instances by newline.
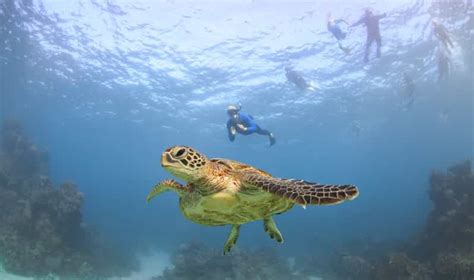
445, 35, 454, 48
338, 41, 351, 54
438, 60, 446, 82
340, 31, 347, 40
376, 34, 382, 58
263, 217, 284, 243
223, 224, 240, 255
256, 126, 276, 146
255, 126, 271, 136
228, 126, 236, 142
364, 36, 373, 62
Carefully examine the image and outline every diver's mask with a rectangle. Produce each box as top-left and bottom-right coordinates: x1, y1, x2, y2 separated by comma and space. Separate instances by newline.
227, 104, 241, 118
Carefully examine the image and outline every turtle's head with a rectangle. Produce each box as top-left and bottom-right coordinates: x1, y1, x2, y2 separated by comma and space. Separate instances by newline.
161, 146, 207, 181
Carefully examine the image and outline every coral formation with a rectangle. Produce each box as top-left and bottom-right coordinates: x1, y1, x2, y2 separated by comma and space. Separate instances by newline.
153, 242, 306, 280
299, 160, 474, 280
0, 120, 135, 278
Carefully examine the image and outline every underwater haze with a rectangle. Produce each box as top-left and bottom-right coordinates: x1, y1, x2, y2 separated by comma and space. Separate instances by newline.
1, 0, 473, 279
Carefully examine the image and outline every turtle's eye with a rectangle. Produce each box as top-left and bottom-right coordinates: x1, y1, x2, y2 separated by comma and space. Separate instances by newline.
174, 148, 186, 158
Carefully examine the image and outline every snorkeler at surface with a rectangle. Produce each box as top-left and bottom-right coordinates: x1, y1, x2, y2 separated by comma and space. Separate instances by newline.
432, 20, 454, 52
327, 13, 351, 54
285, 67, 316, 91
226, 105, 276, 146
351, 8, 387, 62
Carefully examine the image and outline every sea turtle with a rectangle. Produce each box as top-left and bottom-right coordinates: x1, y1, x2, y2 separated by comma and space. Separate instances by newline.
147, 146, 359, 254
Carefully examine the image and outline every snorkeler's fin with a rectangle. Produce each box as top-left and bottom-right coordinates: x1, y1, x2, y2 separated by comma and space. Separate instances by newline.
338, 42, 351, 54
269, 133, 276, 146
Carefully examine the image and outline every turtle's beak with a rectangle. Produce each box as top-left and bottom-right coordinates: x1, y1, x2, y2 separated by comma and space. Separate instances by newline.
161, 152, 176, 167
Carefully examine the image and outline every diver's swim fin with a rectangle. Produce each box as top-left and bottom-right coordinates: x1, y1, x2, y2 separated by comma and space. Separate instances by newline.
269, 133, 276, 146
338, 42, 351, 54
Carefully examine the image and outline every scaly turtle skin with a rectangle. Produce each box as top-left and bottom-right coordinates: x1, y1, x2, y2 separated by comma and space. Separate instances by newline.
147, 146, 359, 254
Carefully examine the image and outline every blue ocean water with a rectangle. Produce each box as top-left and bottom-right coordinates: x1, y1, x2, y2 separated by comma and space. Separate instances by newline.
1, 0, 473, 279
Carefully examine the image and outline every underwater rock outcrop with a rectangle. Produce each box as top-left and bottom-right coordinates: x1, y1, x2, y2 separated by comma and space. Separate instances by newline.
299, 160, 474, 280
0, 120, 135, 278
153, 242, 305, 280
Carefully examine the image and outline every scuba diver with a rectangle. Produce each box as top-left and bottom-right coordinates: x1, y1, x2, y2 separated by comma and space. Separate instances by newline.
226, 105, 276, 146
432, 20, 454, 53
285, 66, 316, 91
327, 13, 351, 54
351, 8, 387, 62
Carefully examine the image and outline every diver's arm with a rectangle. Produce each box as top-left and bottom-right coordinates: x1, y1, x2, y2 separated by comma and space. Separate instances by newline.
376, 13, 387, 20
335, 19, 350, 25
350, 17, 364, 27
236, 123, 247, 131
227, 120, 236, 141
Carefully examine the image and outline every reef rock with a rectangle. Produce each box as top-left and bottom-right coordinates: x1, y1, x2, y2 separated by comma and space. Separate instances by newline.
299, 160, 473, 280
153, 242, 305, 280
0, 120, 134, 278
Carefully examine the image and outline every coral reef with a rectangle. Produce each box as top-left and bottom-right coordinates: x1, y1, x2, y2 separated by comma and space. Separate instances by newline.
371, 252, 432, 280
419, 160, 474, 257
153, 242, 306, 280
299, 160, 474, 280
0, 120, 136, 278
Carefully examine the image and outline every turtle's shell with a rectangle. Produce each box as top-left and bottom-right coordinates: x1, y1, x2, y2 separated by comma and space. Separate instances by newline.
178, 158, 295, 226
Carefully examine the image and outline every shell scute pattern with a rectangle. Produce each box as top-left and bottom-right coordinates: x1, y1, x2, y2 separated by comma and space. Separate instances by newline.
243, 175, 359, 206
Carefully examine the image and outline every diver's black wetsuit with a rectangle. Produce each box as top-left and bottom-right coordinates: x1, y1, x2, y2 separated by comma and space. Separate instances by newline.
352, 12, 386, 62
327, 19, 347, 40
437, 50, 451, 82
285, 68, 309, 90
328, 19, 351, 53
433, 24, 454, 50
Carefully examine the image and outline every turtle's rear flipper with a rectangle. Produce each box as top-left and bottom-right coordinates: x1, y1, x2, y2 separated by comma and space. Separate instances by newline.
263, 217, 283, 243
243, 174, 359, 206
223, 224, 240, 255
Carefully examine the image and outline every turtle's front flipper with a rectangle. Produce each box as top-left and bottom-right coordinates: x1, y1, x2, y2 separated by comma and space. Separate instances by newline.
242, 174, 359, 206
263, 217, 283, 243
223, 224, 240, 255
146, 179, 190, 203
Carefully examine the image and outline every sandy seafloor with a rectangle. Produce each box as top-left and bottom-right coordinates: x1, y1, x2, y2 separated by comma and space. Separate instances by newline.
0, 252, 171, 280
0, 252, 326, 280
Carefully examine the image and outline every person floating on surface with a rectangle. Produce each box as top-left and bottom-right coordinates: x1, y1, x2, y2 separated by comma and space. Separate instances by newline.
285, 66, 317, 91
432, 20, 454, 53
327, 13, 351, 54
226, 105, 276, 146
351, 8, 387, 62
